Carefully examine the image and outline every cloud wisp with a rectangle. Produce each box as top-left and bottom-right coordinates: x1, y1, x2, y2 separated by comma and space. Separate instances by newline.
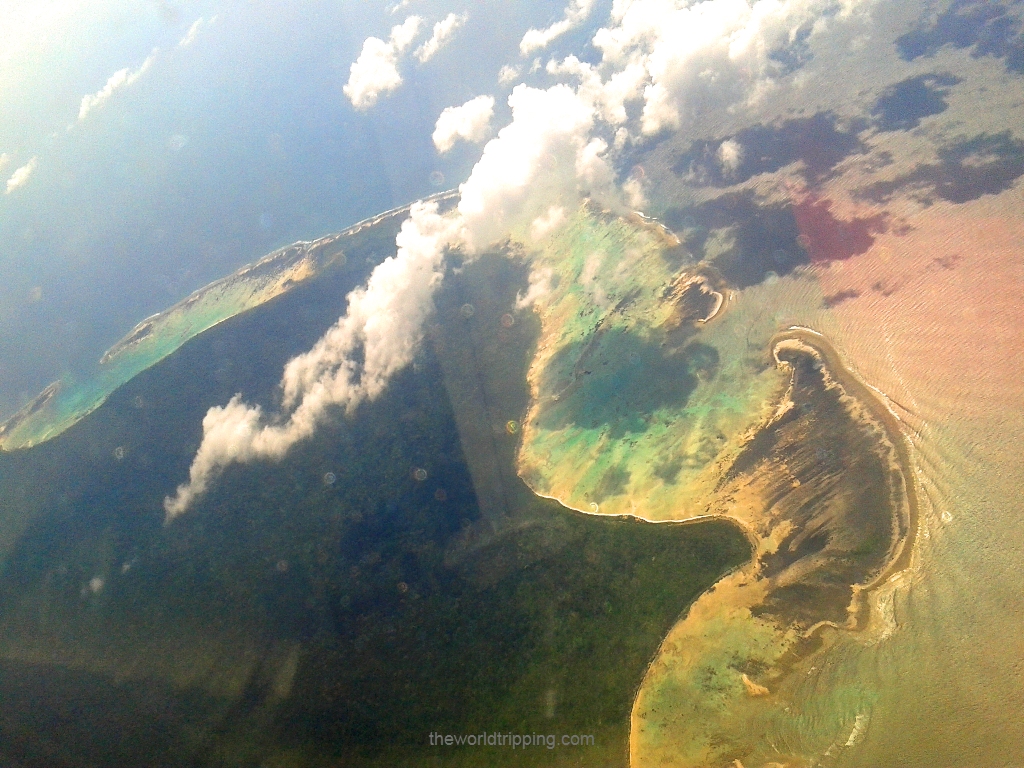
344, 16, 422, 110
520, 0, 595, 56
415, 12, 467, 63
433, 95, 495, 153
78, 51, 157, 122
498, 64, 521, 85
178, 16, 217, 48
5, 157, 37, 194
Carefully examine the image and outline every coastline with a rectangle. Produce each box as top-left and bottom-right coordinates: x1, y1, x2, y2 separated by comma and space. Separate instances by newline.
0, 190, 458, 453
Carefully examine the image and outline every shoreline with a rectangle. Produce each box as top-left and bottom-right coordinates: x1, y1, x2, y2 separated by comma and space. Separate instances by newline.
99, 189, 460, 367
625, 325, 919, 768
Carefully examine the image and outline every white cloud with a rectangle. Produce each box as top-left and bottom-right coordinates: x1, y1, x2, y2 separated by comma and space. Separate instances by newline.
580, 251, 603, 283
5, 156, 37, 194
343, 16, 422, 111
164, 200, 460, 520
520, 0, 595, 56
576, 136, 614, 189
718, 138, 744, 174
78, 51, 157, 122
498, 64, 521, 85
415, 12, 467, 63
613, 126, 631, 149
579, 251, 612, 308
433, 95, 495, 153
591, 0, 862, 134
0, 153, 10, 173
529, 205, 566, 240
389, 15, 423, 49
457, 83, 613, 251
623, 175, 646, 208
547, 54, 646, 125
341, 12, 461, 107
516, 266, 555, 309
178, 15, 217, 47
